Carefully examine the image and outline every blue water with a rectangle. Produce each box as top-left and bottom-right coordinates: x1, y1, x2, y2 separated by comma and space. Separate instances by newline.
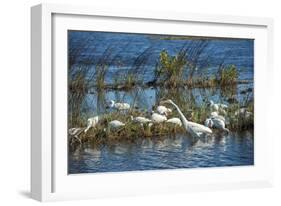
69, 31, 254, 83
68, 31, 254, 174
69, 131, 254, 174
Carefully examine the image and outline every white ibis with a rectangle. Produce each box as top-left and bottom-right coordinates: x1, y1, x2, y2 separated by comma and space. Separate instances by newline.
108, 120, 125, 129
151, 111, 167, 123
68, 127, 84, 144
156, 105, 172, 116
131, 116, 152, 124
204, 118, 214, 128
109, 100, 130, 110
210, 111, 226, 123
84, 115, 100, 133
235, 108, 253, 119
210, 117, 230, 134
208, 100, 228, 115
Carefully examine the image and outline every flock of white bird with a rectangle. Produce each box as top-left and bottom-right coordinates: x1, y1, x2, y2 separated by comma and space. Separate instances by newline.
69, 99, 252, 144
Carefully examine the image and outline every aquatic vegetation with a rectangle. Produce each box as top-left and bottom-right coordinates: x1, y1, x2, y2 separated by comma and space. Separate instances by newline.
155, 49, 187, 87
112, 73, 137, 90
69, 69, 88, 93
69, 42, 246, 92
217, 64, 239, 86
68, 97, 253, 147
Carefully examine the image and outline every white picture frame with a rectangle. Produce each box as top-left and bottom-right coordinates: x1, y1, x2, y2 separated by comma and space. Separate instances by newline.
31, 3, 274, 202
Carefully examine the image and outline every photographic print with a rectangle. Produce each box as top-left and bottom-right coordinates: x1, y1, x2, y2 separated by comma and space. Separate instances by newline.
68, 31, 254, 174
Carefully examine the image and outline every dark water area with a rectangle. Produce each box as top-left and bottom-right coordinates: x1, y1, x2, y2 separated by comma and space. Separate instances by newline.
69, 31, 254, 83
69, 131, 254, 174
68, 31, 254, 174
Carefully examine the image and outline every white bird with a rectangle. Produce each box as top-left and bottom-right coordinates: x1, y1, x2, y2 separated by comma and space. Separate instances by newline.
131, 116, 152, 124
204, 118, 214, 128
208, 100, 228, 115
151, 112, 167, 123
109, 100, 130, 110
156, 105, 172, 115
161, 99, 212, 139
108, 120, 125, 129
210, 117, 230, 134
68, 127, 84, 144
210, 111, 226, 123
84, 115, 100, 133
235, 108, 253, 119
166, 117, 182, 127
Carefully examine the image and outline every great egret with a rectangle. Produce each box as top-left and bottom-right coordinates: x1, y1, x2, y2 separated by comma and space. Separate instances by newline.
166, 117, 182, 127
160, 99, 212, 138
68, 127, 84, 144
151, 111, 167, 123
84, 115, 100, 133
109, 100, 130, 110
156, 105, 172, 116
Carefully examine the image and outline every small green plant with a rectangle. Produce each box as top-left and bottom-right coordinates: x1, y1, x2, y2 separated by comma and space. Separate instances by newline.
156, 50, 187, 87
124, 73, 137, 89
95, 65, 109, 90
218, 65, 238, 86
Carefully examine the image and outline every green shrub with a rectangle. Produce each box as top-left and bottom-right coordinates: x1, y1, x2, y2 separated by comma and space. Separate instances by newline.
156, 50, 187, 87
219, 65, 238, 85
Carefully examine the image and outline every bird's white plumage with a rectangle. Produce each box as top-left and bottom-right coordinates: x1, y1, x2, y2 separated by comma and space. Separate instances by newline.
210, 117, 227, 131
131, 116, 152, 124
84, 115, 100, 133
151, 112, 167, 123
69, 127, 84, 136
235, 108, 253, 119
209, 100, 228, 115
161, 99, 212, 138
204, 118, 214, 128
186, 121, 213, 134
156, 105, 172, 115
210, 111, 226, 122
109, 100, 130, 110
108, 120, 125, 128
166, 117, 182, 126
68, 127, 84, 144
205, 111, 229, 133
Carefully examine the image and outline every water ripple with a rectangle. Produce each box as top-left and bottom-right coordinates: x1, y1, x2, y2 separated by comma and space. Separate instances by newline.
69, 131, 254, 174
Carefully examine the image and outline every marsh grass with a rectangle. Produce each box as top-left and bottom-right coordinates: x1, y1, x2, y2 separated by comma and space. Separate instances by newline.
217, 64, 239, 86
69, 37, 246, 92
155, 50, 187, 87
69, 95, 253, 146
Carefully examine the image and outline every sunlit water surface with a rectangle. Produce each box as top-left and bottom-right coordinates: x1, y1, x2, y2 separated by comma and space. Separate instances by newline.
69, 131, 254, 174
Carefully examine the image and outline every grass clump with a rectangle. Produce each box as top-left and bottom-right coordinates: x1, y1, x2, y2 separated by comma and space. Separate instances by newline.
155, 50, 187, 87
70, 110, 185, 145
218, 65, 238, 86
124, 74, 137, 88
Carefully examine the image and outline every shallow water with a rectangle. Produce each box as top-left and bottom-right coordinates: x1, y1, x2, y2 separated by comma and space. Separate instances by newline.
68, 131, 254, 174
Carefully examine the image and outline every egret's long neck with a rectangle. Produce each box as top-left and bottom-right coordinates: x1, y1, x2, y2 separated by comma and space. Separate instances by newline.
169, 102, 189, 124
